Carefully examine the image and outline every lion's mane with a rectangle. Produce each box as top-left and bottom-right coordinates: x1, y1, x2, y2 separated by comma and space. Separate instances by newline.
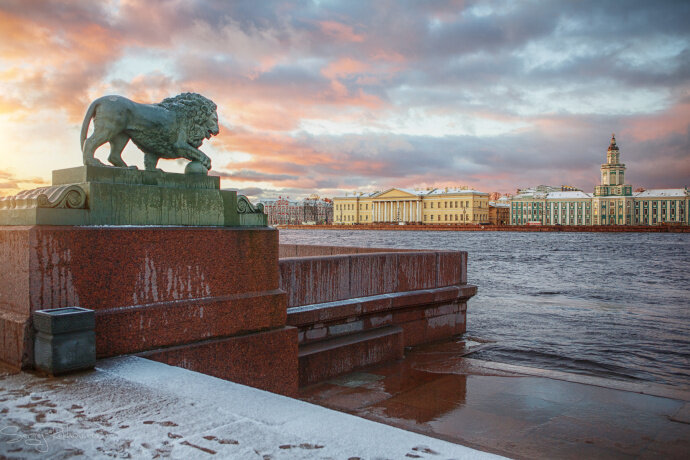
156, 92, 217, 144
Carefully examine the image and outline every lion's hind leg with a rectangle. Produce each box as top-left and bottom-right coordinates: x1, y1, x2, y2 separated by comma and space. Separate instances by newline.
144, 153, 162, 171
107, 133, 132, 168
82, 129, 109, 167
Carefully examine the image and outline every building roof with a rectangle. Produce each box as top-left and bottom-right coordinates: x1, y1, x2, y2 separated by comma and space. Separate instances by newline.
547, 191, 593, 200
512, 190, 593, 200
335, 187, 489, 199
332, 191, 379, 199
425, 188, 489, 196
634, 189, 688, 198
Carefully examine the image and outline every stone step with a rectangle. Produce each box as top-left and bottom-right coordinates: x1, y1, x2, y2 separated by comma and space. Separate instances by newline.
298, 325, 403, 387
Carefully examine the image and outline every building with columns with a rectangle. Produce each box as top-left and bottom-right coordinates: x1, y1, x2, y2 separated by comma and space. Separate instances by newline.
333, 187, 490, 225
510, 134, 689, 226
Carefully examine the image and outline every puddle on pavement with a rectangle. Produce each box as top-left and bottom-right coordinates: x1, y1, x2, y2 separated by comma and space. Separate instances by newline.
299, 337, 690, 459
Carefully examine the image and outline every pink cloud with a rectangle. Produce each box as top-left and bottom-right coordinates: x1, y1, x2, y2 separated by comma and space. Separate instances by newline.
623, 99, 690, 142
321, 57, 370, 79
318, 21, 365, 43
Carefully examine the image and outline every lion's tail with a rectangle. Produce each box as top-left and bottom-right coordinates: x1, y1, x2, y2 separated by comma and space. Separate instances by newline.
80, 99, 98, 152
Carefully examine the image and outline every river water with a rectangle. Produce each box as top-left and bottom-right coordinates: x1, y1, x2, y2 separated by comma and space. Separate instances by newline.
279, 229, 690, 388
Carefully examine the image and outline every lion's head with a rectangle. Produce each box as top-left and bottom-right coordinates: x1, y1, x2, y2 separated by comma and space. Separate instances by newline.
157, 92, 219, 148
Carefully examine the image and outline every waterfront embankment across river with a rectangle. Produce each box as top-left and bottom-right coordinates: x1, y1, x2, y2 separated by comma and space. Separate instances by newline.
279, 223, 690, 232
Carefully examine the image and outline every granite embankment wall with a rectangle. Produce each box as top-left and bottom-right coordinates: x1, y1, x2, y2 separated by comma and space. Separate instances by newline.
280, 224, 690, 232
0, 226, 298, 396
278, 244, 476, 386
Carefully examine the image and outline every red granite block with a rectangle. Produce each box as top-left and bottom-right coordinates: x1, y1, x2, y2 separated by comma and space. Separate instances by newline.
392, 307, 426, 324
285, 307, 321, 326
298, 326, 403, 386
329, 246, 361, 255
0, 310, 29, 370
291, 245, 334, 257
96, 289, 286, 357
424, 303, 458, 318
349, 253, 398, 298
391, 290, 436, 308
437, 251, 466, 287
278, 244, 299, 258
0, 227, 31, 315
360, 296, 392, 314
460, 285, 478, 299
280, 256, 350, 307
364, 313, 393, 329
22, 226, 279, 312
316, 301, 362, 323
142, 326, 298, 396
433, 285, 462, 303
396, 253, 436, 292
326, 319, 365, 339
399, 319, 427, 347
1, 226, 284, 368
454, 311, 467, 334
304, 326, 328, 342
425, 312, 459, 342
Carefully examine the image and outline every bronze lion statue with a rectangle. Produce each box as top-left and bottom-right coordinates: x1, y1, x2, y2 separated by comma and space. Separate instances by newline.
80, 92, 219, 172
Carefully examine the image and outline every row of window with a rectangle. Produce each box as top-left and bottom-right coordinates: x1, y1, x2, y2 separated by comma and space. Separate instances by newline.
424, 200, 479, 209
337, 200, 487, 211
423, 214, 488, 222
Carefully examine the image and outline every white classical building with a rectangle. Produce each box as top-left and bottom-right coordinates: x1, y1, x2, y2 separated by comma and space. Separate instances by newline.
510, 135, 689, 226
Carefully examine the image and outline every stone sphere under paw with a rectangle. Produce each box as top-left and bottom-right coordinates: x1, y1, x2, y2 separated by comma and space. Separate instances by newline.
185, 160, 209, 175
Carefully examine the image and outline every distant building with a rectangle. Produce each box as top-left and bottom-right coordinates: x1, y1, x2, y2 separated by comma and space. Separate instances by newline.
259, 196, 333, 225
510, 135, 689, 225
260, 197, 301, 225
489, 197, 510, 226
333, 187, 490, 225
301, 195, 333, 224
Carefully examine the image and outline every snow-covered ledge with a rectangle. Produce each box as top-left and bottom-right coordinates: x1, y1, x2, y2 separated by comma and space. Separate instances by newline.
0, 356, 504, 459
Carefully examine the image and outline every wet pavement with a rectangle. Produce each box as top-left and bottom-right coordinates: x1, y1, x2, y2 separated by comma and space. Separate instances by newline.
299, 339, 690, 459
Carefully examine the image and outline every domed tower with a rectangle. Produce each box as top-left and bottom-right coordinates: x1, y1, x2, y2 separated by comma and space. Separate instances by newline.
594, 134, 632, 197
593, 134, 634, 225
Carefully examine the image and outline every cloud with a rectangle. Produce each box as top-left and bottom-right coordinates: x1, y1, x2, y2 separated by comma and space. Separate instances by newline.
0, 0, 688, 198
0, 170, 49, 196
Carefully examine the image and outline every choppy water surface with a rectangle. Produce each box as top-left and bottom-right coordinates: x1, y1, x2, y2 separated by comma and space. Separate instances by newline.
280, 230, 690, 388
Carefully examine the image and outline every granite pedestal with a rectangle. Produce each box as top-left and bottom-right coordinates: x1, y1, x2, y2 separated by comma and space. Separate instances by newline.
0, 165, 297, 394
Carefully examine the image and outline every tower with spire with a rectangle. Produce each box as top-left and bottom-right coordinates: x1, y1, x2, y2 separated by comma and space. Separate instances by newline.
594, 134, 632, 197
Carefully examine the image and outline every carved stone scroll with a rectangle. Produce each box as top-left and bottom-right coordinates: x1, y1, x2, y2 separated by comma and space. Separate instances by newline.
237, 195, 265, 214
0, 184, 87, 210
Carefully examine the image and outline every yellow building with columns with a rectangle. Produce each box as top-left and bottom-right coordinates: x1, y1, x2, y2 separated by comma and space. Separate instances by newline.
333, 187, 490, 225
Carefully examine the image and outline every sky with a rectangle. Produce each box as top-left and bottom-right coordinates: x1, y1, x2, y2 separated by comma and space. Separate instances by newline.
0, 0, 689, 200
